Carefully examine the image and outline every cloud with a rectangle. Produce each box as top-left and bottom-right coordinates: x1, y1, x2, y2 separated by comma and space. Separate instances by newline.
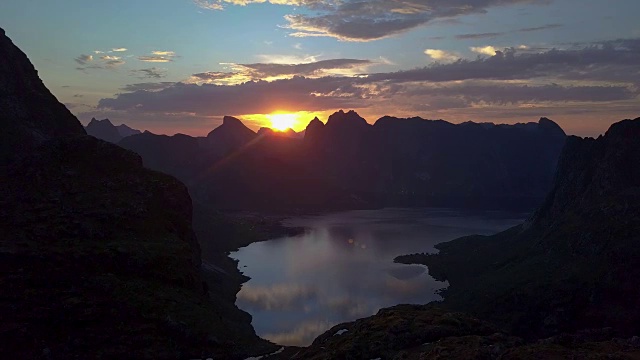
120, 82, 178, 92
454, 24, 563, 40
74, 54, 93, 65
112, 47, 128, 52
129, 67, 168, 79
97, 39, 640, 131
424, 49, 459, 62
99, 76, 366, 115
193, 0, 552, 41
470, 45, 498, 56
370, 39, 640, 84
138, 51, 177, 63
456, 32, 503, 40
193, 0, 224, 10
519, 23, 563, 32
281, 0, 551, 41
189, 58, 374, 84
100, 55, 126, 67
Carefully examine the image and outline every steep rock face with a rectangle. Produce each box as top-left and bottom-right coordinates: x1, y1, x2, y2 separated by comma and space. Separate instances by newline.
0, 28, 272, 359
85, 117, 123, 143
400, 118, 640, 338
0, 27, 85, 164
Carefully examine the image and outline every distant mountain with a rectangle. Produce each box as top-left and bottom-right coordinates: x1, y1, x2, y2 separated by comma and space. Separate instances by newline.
201, 115, 257, 157
301, 110, 567, 209
116, 123, 142, 137
119, 110, 567, 211
0, 28, 85, 164
0, 27, 271, 358
257, 127, 301, 138
398, 117, 640, 338
85, 118, 141, 143
118, 131, 208, 184
85, 118, 122, 143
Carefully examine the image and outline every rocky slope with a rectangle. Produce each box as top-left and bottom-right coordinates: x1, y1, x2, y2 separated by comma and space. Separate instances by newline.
0, 28, 85, 165
274, 306, 640, 360
85, 117, 123, 143
0, 27, 273, 359
397, 117, 640, 339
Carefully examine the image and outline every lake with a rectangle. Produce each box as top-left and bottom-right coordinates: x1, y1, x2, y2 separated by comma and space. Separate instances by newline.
230, 208, 526, 346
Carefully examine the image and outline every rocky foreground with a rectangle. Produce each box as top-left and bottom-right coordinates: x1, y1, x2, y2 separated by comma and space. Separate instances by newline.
0, 27, 275, 359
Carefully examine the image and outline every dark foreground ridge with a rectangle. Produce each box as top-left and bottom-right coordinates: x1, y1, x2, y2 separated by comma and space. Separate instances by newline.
0, 27, 273, 359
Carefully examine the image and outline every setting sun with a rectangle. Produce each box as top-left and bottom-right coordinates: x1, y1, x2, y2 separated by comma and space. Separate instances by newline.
267, 113, 297, 131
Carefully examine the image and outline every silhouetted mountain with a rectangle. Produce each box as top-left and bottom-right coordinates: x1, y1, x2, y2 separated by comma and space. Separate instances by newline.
118, 131, 208, 184
85, 117, 122, 143
0, 28, 85, 165
119, 110, 567, 211
0, 28, 272, 359
201, 115, 257, 157
257, 127, 301, 138
85, 118, 142, 143
116, 123, 142, 137
301, 111, 566, 209
398, 117, 640, 338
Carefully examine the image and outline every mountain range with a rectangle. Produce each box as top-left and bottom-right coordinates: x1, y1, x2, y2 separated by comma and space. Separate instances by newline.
117, 109, 567, 211
85, 117, 142, 143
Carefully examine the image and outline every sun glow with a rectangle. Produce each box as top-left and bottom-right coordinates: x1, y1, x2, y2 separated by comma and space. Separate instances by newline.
267, 113, 297, 131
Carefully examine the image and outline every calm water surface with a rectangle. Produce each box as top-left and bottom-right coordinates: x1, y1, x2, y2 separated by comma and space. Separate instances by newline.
230, 208, 526, 346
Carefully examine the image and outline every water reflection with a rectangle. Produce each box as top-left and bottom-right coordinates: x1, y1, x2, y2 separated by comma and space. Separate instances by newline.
231, 208, 525, 346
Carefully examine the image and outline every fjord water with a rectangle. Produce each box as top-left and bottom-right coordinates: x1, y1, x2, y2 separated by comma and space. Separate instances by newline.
231, 208, 526, 346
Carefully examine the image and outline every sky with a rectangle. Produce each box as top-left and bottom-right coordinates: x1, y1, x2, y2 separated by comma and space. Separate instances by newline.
1, 0, 639, 136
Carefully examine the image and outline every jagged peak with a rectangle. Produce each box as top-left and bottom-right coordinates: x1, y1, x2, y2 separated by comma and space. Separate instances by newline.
326, 109, 368, 127
88, 118, 114, 126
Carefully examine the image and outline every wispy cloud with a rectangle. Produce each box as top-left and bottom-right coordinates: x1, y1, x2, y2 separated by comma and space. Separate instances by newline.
130, 67, 168, 79
74, 54, 93, 65
138, 50, 177, 63
424, 49, 459, 62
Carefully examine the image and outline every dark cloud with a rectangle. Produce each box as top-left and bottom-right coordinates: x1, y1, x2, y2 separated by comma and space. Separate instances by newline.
369, 40, 640, 83
282, 0, 551, 41
455, 32, 504, 39
129, 67, 168, 79
519, 23, 563, 32
97, 39, 640, 123
74, 54, 93, 65
238, 59, 372, 77
190, 58, 374, 84
99, 76, 366, 115
120, 82, 178, 92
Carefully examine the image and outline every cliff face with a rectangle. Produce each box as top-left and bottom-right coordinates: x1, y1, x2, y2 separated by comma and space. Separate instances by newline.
0, 28, 85, 164
400, 117, 640, 338
0, 28, 271, 359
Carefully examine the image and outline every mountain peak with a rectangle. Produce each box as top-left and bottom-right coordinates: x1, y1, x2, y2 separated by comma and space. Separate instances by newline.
222, 115, 246, 127
326, 110, 368, 127
0, 26, 85, 163
538, 117, 566, 138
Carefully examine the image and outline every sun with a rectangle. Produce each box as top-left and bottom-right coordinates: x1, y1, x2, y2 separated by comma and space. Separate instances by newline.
267, 113, 297, 131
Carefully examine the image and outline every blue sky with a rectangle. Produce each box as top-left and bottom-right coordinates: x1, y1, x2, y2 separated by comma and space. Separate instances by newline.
1, 0, 639, 136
